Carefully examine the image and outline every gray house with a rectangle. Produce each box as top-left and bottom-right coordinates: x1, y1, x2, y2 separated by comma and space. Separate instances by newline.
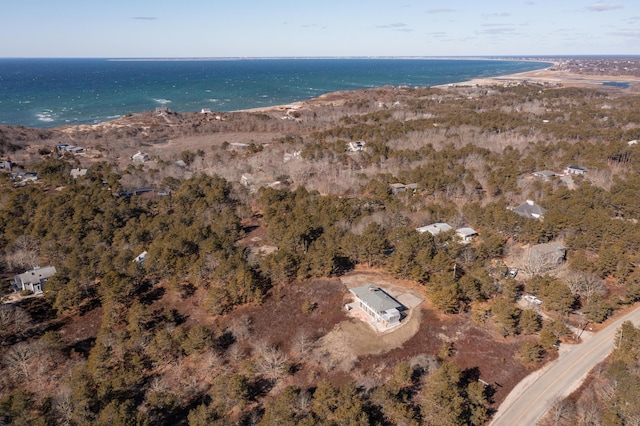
529, 242, 566, 265
349, 285, 403, 327
509, 200, 546, 220
12, 266, 57, 294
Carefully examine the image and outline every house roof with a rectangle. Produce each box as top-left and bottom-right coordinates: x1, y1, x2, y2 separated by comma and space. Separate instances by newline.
350, 285, 403, 315
416, 222, 452, 236
15, 266, 57, 285
456, 227, 478, 237
533, 170, 557, 178
510, 200, 546, 219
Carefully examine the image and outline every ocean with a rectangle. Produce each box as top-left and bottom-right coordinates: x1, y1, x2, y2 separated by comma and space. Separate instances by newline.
0, 58, 551, 128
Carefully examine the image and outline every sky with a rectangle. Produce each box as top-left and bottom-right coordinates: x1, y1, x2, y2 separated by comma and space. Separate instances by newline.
1, 0, 639, 58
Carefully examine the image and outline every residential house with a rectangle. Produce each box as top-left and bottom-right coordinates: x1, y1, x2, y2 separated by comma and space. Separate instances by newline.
346, 141, 366, 152
201, 108, 212, 114
349, 285, 403, 327
12, 266, 57, 294
456, 227, 478, 243
230, 142, 250, 149
390, 182, 418, 195
416, 222, 453, 236
564, 165, 587, 175
532, 170, 558, 181
390, 183, 407, 195
283, 151, 301, 162
133, 251, 148, 265
529, 241, 566, 266
131, 152, 150, 163
66, 146, 84, 154
240, 174, 253, 187
70, 168, 88, 179
118, 187, 154, 197
509, 200, 546, 220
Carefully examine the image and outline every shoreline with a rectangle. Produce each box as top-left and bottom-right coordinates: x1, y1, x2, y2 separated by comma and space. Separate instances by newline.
442, 64, 640, 90
239, 61, 640, 115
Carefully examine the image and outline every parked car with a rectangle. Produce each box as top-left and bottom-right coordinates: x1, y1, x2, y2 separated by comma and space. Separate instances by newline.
523, 295, 542, 305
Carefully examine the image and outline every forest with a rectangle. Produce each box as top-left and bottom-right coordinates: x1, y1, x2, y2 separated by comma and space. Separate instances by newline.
2, 80, 640, 425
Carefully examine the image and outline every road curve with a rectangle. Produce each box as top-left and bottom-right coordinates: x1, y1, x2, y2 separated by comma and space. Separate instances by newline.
491, 305, 640, 426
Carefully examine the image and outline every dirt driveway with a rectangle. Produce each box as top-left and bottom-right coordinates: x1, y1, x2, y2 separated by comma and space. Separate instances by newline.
312, 271, 425, 371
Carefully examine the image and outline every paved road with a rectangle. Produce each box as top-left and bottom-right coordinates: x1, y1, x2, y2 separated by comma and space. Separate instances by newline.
491, 306, 640, 426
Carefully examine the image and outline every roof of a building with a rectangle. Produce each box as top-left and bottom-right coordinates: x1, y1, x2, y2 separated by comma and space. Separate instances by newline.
350, 285, 403, 314
456, 227, 478, 237
15, 266, 57, 285
510, 200, 546, 219
416, 222, 453, 235
533, 170, 558, 177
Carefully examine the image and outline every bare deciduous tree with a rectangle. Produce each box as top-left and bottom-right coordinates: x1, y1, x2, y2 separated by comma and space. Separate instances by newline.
291, 330, 316, 360
0, 305, 32, 345
565, 272, 606, 303
545, 396, 574, 426
255, 343, 289, 381
4, 341, 34, 382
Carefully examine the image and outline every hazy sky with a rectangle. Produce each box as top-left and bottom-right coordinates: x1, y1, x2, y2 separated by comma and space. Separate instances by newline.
2, 0, 639, 57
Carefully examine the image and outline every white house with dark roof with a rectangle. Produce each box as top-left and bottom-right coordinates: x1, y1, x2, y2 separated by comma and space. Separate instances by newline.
564, 165, 587, 175
417, 222, 453, 236
349, 285, 403, 327
509, 200, 546, 220
12, 266, 57, 294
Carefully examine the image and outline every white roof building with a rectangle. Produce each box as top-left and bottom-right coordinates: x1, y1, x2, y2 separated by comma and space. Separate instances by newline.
416, 223, 453, 236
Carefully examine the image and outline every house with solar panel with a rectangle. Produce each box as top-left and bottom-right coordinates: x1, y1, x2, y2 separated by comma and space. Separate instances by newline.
349, 285, 404, 327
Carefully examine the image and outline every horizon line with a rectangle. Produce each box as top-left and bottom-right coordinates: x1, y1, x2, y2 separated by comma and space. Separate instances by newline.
0, 54, 638, 61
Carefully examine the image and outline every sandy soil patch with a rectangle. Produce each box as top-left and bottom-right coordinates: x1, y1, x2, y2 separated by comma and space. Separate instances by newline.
446, 68, 640, 91
312, 271, 424, 371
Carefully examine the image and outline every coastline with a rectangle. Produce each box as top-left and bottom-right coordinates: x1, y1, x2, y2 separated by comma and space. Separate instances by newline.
441, 64, 640, 90
238, 61, 640, 116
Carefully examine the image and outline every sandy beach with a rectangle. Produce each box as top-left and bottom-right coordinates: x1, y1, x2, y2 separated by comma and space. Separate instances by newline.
443, 65, 640, 91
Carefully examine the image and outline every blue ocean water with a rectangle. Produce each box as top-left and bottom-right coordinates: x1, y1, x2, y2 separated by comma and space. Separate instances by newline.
0, 58, 551, 128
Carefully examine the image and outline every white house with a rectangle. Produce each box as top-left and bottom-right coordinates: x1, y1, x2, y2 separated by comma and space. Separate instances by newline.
346, 141, 366, 152
70, 168, 88, 179
12, 266, 57, 294
131, 152, 150, 163
532, 170, 558, 181
417, 223, 453, 236
349, 285, 403, 327
564, 165, 587, 175
456, 227, 478, 243
133, 251, 148, 265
